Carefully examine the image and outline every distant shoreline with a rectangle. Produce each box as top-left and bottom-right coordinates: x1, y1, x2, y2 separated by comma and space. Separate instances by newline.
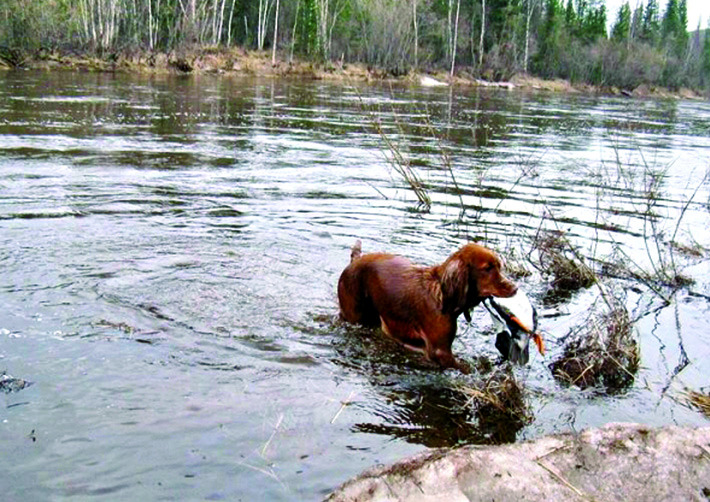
2, 48, 706, 101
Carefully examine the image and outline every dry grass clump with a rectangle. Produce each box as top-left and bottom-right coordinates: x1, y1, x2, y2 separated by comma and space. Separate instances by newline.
680, 389, 710, 417
550, 296, 639, 392
502, 247, 533, 279
534, 230, 596, 293
456, 368, 532, 431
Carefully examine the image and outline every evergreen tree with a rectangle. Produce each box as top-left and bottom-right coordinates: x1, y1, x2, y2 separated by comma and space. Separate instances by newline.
703, 23, 710, 82
662, 0, 688, 56
611, 2, 631, 42
661, 0, 681, 40
579, 1, 606, 42
641, 0, 660, 45
678, 0, 688, 28
565, 0, 576, 29
631, 4, 644, 40
488, 0, 525, 51
677, 0, 689, 51
576, 0, 588, 24
535, 0, 565, 77
296, 0, 319, 57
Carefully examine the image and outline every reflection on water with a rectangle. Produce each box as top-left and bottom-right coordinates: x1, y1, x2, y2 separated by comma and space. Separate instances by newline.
1, 71, 710, 500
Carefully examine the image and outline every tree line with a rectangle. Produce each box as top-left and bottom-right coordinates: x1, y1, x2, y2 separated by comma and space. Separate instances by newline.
1, 0, 709, 90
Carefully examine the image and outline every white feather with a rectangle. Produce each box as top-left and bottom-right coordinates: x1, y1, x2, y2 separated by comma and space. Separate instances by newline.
487, 289, 535, 332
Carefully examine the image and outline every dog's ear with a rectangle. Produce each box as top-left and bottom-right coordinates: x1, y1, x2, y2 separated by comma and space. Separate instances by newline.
440, 259, 469, 315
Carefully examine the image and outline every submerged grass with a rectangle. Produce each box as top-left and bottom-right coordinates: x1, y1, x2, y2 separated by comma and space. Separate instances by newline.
373, 117, 432, 211
531, 229, 597, 296
349, 83, 433, 212
680, 388, 710, 417
502, 247, 533, 280
550, 294, 639, 392
360, 96, 706, 405
597, 159, 709, 304
455, 367, 532, 428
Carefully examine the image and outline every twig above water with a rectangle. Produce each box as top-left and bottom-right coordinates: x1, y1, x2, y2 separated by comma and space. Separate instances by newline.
261, 412, 284, 458
331, 390, 356, 424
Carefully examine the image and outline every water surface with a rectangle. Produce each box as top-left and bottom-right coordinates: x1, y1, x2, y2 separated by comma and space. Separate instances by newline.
1, 71, 710, 501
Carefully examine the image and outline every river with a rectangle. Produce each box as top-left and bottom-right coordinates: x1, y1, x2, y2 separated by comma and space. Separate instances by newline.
1, 71, 709, 500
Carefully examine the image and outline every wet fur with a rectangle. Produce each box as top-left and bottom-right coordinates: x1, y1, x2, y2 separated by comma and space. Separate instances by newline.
338, 240, 517, 372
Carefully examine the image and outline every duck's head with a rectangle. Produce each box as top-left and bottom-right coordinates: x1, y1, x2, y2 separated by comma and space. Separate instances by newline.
484, 290, 545, 365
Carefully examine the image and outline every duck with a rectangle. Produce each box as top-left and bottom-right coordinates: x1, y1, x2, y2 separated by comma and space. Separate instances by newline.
483, 289, 545, 365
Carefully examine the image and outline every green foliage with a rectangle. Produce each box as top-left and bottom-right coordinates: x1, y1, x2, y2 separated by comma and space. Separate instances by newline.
704, 29, 710, 79
661, 0, 685, 39
579, 1, 607, 43
488, 0, 524, 48
563, 0, 607, 43
534, 0, 566, 78
661, 0, 681, 39
641, 0, 661, 45
611, 2, 631, 42
295, 0, 320, 57
0, 0, 67, 51
661, 0, 688, 57
631, 4, 644, 40
565, 0, 576, 27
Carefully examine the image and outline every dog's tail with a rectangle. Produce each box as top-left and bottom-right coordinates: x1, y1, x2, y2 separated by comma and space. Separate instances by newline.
350, 240, 362, 262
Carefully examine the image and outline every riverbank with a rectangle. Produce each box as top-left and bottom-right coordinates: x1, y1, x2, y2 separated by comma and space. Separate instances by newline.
1, 48, 706, 100
326, 423, 710, 502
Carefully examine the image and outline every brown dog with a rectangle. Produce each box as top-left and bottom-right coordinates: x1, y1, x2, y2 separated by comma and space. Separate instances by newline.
338, 240, 517, 372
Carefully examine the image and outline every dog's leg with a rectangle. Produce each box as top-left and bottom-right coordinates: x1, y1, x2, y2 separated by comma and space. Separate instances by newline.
423, 339, 471, 374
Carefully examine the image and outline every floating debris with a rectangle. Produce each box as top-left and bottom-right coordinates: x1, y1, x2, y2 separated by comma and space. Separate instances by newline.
419, 75, 448, 87
93, 320, 136, 333
1, 371, 33, 394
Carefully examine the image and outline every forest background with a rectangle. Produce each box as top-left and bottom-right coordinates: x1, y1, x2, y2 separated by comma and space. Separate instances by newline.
0, 0, 709, 92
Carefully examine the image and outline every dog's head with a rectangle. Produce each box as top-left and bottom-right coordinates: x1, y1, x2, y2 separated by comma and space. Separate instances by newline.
439, 243, 517, 317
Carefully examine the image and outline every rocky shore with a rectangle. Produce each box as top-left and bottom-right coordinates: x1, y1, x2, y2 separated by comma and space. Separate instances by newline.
326, 423, 710, 502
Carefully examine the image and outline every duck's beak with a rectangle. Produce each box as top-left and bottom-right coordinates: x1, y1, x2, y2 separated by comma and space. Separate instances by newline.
509, 314, 532, 333
508, 315, 545, 356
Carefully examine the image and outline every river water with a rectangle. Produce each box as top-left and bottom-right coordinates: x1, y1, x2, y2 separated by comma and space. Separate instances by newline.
1, 71, 709, 500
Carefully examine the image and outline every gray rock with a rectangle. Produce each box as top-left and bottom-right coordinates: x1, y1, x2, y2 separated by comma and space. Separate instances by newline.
326, 423, 710, 502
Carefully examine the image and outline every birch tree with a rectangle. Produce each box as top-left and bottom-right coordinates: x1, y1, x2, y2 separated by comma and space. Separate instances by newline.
187, 0, 197, 45
450, 0, 460, 76
447, 0, 453, 61
272, 0, 280, 63
315, 0, 347, 60
227, 0, 237, 46
257, 0, 273, 50
412, 0, 418, 68
318, 0, 328, 58
523, 0, 539, 72
479, 0, 486, 68
290, 0, 300, 61
78, 0, 121, 49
